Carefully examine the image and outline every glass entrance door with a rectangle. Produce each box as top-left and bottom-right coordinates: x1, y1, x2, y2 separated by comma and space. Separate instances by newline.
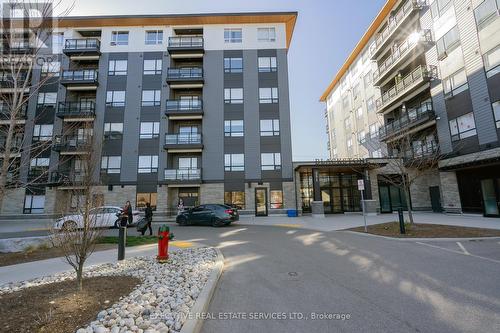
255, 188, 268, 216
481, 179, 500, 217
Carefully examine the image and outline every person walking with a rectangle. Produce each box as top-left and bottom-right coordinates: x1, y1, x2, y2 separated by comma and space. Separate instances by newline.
177, 198, 184, 216
142, 202, 153, 236
126, 200, 133, 226
120, 201, 129, 227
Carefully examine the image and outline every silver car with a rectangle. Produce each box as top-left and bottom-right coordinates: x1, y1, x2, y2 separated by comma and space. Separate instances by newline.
53, 206, 141, 230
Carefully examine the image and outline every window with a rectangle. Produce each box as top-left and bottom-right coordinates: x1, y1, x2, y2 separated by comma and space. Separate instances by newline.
449, 112, 477, 141
261, 153, 281, 171
24, 193, 45, 214
352, 83, 361, 101
443, 68, 468, 98
358, 130, 366, 144
138, 155, 158, 173
356, 107, 363, 119
51, 32, 64, 54
224, 57, 243, 73
372, 149, 382, 158
369, 123, 378, 139
224, 88, 243, 104
430, 0, 453, 19
260, 119, 280, 136
344, 118, 351, 132
101, 156, 121, 174
257, 27, 276, 42
436, 26, 460, 60
347, 138, 353, 150
270, 190, 283, 209
224, 192, 245, 210
144, 59, 162, 75
366, 97, 375, 113
484, 45, 500, 78
259, 87, 278, 103
33, 124, 53, 141
179, 157, 197, 170
224, 28, 242, 43
108, 60, 128, 76
224, 120, 244, 137
342, 95, 351, 111
106, 91, 126, 107
136, 192, 157, 210
140, 122, 160, 139
145, 30, 163, 45
111, 31, 129, 46
41, 61, 60, 77
258, 56, 277, 72
474, 0, 499, 30
363, 71, 372, 87
37, 92, 57, 106
103, 122, 123, 139
493, 101, 500, 128
224, 154, 244, 171
141, 90, 161, 106
30, 157, 50, 168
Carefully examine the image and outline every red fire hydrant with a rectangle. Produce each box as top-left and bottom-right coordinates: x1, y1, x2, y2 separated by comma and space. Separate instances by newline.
157, 225, 174, 263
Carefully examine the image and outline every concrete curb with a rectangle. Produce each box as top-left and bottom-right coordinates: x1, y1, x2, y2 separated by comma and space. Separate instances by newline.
341, 230, 500, 242
180, 248, 224, 333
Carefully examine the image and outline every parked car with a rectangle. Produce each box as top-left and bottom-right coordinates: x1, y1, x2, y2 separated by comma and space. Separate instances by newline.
53, 206, 141, 230
176, 204, 239, 227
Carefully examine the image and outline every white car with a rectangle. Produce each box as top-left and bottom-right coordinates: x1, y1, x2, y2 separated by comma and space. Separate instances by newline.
53, 206, 141, 230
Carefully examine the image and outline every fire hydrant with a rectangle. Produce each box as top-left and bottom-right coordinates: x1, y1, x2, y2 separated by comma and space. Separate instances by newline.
157, 225, 174, 263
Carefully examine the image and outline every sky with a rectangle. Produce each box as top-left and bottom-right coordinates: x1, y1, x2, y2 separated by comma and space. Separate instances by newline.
58, 0, 386, 161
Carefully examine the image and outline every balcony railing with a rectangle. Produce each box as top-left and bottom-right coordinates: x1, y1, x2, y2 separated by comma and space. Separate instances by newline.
165, 133, 202, 145
0, 104, 27, 119
403, 139, 439, 161
61, 69, 98, 82
373, 30, 432, 84
168, 36, 204, 49
50, 171, 85, 185
165, 99, 203, 113
57, 101, 96, 118
53, 135, 90, 152
164, 168, 201, 181
64, 38, 101, 51
27, 168, 49, 183
167, 67, 203, 80
369, 0, 426, 59
379, 102, 435, 140
376, 66, 436, 112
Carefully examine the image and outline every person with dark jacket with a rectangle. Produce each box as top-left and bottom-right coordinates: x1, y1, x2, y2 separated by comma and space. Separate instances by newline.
142, 202, 153, 236
120, 201, 130, 227
126, 200, 133, 225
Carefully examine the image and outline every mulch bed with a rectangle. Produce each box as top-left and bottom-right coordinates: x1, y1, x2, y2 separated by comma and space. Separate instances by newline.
348, 222, 500, 238
0, 276, 140, 333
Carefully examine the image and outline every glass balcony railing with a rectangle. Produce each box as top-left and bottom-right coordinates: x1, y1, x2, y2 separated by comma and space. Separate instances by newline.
167, 67, 203, 80
61, 69, 98, 82
57, 101, 96, 117
0, 104, 27, 119
168, 36, 204, 48
64, 38, 100, 51
51, 171, 85, 184
164, 168, 201, 181
165, 99, 203, 112
165, 133, 202, 145
379, 102, 435, 140
53, 135, 90, 151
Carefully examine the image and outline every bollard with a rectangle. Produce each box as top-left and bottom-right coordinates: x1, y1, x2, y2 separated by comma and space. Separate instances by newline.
398, 208, 406, 234
118, 225, 127, 260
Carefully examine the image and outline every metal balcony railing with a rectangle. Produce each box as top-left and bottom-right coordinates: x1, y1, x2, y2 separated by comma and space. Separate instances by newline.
167, 67, 203, 80
165, 133, 202, 145
379, 102, 435, 139
403, 140, 439, 160
64, 38, 100, 51
164, 168, 201, 181
57, 101, 96, 117
53, 135, 90, 151
0, 104, 27, 119
61, 69, 98, 82
168, 36, 204, 48
27, 168, 49, 182
50, 171, 85, 184
165, 99, 203, 112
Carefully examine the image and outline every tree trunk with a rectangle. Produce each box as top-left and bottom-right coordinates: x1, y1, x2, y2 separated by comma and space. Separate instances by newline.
405, 187, 414, 225
76, 261, 84, 292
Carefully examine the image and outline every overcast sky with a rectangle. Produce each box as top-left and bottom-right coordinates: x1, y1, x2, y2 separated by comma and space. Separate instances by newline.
58, 0, 386, 161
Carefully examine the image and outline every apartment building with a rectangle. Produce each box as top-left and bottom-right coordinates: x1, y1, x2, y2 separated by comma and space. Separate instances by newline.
0, 12, 298, 217
320, 0, 500, 217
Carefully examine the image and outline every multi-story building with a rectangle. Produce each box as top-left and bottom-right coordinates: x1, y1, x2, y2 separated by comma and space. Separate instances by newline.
320, 0, 500, 217
0, 12, 298, 217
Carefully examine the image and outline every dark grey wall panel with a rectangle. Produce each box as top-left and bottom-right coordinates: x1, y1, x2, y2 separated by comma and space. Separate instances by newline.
276, 49, 293, 179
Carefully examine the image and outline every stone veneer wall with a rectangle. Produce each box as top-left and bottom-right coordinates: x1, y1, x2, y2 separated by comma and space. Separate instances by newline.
1, 188, 25, 215
200, 183, 224, 205
93, 185, 137, 208
439, 171, 462, 213
408, 168, 440, 211
283, 181, 296, 210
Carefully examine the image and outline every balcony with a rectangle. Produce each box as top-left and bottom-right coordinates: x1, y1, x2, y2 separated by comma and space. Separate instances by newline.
168, 37, 204, 58
166, 67, 204, 88
370, 0, 426, 60
376, 65, 436, 114
0, 72, 30, 93
0, 105, 27, 125
0, 138, 22, 158
27, 169, 49, 184
63, 39, 101, 60
165, 99, 203, 119
403, 139, 439, 163
164, 133, 203, 152
164, 168, 201, 185
60, 69, 99, 90
379, 102, 437, 142
52, 135, 91, 155
373, 30, 432, 86
56, 101, 96, 121
50, 171, 85, 189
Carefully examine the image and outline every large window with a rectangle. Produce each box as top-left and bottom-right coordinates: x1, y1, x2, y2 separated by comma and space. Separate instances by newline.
224, 154, 244, 171
436, 25, 460, 60
261, 153, 281, 171
430, 0, 453, 19
363, 71, 372, 87
140, 122, 160, 139
443, 68, 468, 98
108, 60, 128, 76
342, 95, 351, 111
138, 155, 158, 173
224, 120, 244, 137
493, 101, 500, 128
352, 83, 361, 101
224, 192, 245, 210
257, 27, 276, 42
144, 59, 162, 75
449, 112, 477, 141
224, 88, 243, 104
30, 157, 50, 168
260, 119, 280, 136
224, 57, 243, 73
37, 92, 57, 106
145, 30, 163, 45
258, 56, 277, 72
141, 90, 161, 106
224, 28, 242, 43
344, 118, 351, 132
259, 87, 278, 103
179, 157, 197, 170
484, 45, 500, 78
270, 190, 283, 209
369, 123, 378, 139
32, 124, 53, 141
101, 156, 121, 174
474, 0, 499, 30
106, 91, 126, 107
366, 96, 375, 113
358, 130, 366, 144
111, 31, 129, 46
103, 122, 123, 139
24, 193, 45, 214
356, 107, 363, 119
41, 61, 60, 77
136, 192, 157, 210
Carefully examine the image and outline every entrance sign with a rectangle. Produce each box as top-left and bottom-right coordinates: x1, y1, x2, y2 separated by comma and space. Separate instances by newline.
357, 179, 365, 191
358, 179, 367, 232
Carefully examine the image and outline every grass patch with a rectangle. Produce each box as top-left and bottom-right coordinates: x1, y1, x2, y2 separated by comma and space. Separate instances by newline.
348, 222, 500, 238
97, 235, 157, 247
